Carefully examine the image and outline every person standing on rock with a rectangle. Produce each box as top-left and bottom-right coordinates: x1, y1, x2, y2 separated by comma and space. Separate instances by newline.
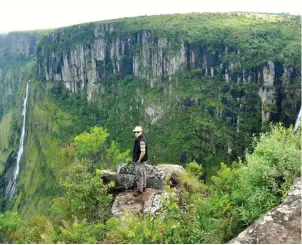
132, 126, 148, 197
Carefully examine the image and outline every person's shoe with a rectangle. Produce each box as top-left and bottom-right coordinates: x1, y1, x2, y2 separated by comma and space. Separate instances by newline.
133, 190, 142, 197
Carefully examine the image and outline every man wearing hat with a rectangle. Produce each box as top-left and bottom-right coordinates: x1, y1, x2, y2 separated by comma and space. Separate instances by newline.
132, 126, 148, 197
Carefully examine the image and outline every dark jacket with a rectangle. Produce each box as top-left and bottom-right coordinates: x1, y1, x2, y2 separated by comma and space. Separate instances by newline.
132, 134, 148, 162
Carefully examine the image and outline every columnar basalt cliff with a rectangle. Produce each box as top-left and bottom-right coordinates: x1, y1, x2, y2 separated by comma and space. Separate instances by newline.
36, 22, 300, 125
0, 32, 37, 57
0, 32, 37, 103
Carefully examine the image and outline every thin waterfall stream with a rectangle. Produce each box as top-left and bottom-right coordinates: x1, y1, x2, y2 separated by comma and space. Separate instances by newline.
5, 82, 29, 198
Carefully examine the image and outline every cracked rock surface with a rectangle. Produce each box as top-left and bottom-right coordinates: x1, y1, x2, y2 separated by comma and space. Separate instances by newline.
111, 188, 166, 218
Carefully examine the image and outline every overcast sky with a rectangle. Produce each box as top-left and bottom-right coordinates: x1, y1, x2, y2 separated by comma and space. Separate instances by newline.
0, 0, 301, 33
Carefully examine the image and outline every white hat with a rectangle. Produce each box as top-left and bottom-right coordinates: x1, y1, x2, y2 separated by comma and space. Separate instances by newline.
133, 126, 143, 132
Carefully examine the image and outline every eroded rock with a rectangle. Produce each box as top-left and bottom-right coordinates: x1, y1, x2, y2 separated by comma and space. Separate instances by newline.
111, 188, 167, 218
158, 164, 185, 186
103, 163, 185, 191
106, 163, 165, 190
105, 164, 185, 218
228, 177, 301, 244
102, 170, 135, 190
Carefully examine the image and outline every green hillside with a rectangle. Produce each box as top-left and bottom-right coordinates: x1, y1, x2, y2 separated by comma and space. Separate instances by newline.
0, 12, 301, 243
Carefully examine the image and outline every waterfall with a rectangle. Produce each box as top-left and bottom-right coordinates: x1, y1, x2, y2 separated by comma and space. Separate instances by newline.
5, 82, 29, 198
294, 106, 302, 132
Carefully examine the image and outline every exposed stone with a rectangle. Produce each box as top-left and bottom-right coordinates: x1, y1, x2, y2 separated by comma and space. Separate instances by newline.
102, 170, 135, 190
145, 104, 164, 125
228, 177, 301, 244
258, 60, 275, 123
111, 188, 167, 218
119, 163, 136, 175
3, 33, 37, 57
102, 163, 185, 196
35, 24, 300, 132
37, 25, 293, 104
117, 163, 184, 190
158, 164, 185, 186
143, 190, 169, 216
109, 164, 181, 218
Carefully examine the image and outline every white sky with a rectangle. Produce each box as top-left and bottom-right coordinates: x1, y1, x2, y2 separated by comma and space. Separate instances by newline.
0, 0, 301, 33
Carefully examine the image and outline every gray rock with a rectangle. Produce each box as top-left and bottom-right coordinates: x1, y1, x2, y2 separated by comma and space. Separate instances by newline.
143, 191, 169, 216
113, 163, 165, 190
119, 163, 136, 175
158, 164, 185, 186
111, 188, 167, 218
228, 177, 301, 244
104, 163, 185, 191
102, 170, 135, 190
146, 164, 165, 189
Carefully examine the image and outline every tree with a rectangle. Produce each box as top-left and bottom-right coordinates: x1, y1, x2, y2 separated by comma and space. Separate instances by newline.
74, 126, 108, 162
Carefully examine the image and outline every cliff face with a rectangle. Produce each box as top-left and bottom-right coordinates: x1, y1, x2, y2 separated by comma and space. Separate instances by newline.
0, 32, 36, 57
0, 32, 38, 198
0, 13, 301, 219
0, 32, 37, 103
36, 23, 300, 124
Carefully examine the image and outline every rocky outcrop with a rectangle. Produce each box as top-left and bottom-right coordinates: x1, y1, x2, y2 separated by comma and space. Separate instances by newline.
258, 61, 276, 123
229, 177, 301, 244
102, 170, 135, 190
102, 164, 185, 218
102, 163, 184, 191
111, 188, 168, 218
157, 163, 185, 186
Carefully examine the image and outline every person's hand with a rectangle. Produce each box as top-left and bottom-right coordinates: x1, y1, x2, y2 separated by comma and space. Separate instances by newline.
136, 160, 141, 164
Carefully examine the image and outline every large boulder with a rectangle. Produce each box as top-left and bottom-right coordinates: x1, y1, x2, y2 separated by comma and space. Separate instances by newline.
111, 188, 168, 218
158, 164, 185, 186
102, 163, 186, 191
228, 177, 301, 244
101, 170, 135, 190
114, 163, 185, 189
104, 164, 185, 218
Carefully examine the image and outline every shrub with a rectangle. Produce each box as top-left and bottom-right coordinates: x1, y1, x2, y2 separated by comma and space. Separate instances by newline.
185, 160, 203, 178
10, 215, 53, 243
0, 212, 23, 243
179, 161, 203, 193
50, 160, 113, 222
56, 218, 105, 244
74, 126, 109, 160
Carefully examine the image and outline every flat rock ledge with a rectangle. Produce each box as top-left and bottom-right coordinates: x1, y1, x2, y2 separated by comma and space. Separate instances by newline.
228, 177, 301, 244
111, 188, 169, 218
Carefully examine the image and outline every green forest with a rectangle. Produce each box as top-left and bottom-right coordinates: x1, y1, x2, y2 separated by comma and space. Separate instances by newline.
0, 12, 301, 243
0, 124, 300, 243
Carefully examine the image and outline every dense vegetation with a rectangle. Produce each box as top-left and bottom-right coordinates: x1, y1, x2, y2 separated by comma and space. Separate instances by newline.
38, 13, 300, 67
0, 12, 301, 244
0, 124, 300, 243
